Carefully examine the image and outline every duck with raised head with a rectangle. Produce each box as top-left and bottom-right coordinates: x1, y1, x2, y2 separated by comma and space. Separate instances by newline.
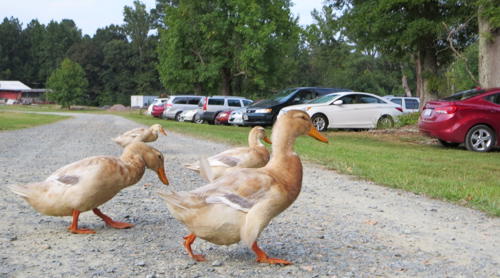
184, 126, 272, 181
9, 141, 169, 234
112, 124, 166, 147
157, 110, 328, 265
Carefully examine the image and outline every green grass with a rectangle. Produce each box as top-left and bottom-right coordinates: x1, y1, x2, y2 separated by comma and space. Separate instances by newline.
2, 106, 499, 216
0, 111, 70, 130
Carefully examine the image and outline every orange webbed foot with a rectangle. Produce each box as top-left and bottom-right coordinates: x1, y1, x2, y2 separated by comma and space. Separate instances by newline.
183, 233, 206, 261
255, 257, 292, 265
252, 241, 292, 265
92, 208, 134, 230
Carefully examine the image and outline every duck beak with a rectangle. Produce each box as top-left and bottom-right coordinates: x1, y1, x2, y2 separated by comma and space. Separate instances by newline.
160, 128, 167, 136
263, 136, 272, 144
157, 168, 169, 185
307, 126, 328, 143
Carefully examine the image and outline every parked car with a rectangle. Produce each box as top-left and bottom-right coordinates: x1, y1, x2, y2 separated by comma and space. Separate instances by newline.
278, 92, 403, 131
243, 87, 352, 127
178, 109, 204, 123
228, 108, 247, 126
418, 87, 500, 152
198, 96, 253, 124
162, 95, 205, 121
384, 96, 420, 114
148, 98, 169, 116
214, 110, 232, 125
151, 98, 170, 117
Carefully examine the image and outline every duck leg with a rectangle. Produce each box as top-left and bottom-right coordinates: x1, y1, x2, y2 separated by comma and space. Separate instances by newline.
67, 209, 96, 234
92, 208, 134, 229
252, 241, 292, 265
183, 233, 206, 261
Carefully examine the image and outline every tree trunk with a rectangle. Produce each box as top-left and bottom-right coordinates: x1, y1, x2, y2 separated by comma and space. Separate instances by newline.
402, 75, 412, 97
478, 5, 500, 88
419, 46, 439, 107
221, 67, 232, 96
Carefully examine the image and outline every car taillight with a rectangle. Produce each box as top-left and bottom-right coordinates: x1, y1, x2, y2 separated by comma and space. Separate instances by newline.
203, 97, 208, 111
395, 107, 403, 113
165, 103, 172, 107
435, 106, 458, 114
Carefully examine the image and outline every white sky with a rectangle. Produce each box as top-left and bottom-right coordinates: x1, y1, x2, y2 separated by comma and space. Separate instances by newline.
3, 0, 325, 37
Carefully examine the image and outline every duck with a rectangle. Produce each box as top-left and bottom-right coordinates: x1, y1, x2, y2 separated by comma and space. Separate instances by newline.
8, 141, 169, 234
112, 124, 166, 147
183, 126, 272, 181
157, 110, 328, 264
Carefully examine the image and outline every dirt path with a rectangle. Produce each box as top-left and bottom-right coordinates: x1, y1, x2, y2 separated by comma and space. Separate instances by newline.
1, 113, 499, 277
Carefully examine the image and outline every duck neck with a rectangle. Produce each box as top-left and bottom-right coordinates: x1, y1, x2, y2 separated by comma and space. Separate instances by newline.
119, 152, 146, 188
266, 132, 302, 203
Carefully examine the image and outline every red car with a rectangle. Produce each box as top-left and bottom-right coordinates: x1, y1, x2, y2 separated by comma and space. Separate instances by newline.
214, 110, 232, 125
419, 87, 500, 152
151, 103, 166, 118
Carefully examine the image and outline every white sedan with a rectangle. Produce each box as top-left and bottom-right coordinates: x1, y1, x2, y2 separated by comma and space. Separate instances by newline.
278, 92, 403, 131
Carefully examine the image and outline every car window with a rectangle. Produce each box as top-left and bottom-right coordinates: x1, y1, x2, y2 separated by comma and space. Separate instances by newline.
358, 95, 381, 104
242, 100, 253, 106
310, 94, 339, 104
187, 97, 200, 105
406, 99, 419, 109
208, 98, 224, 105
228, 99, 242, 107
292, 90, 315, 104
484, 93, 500, 105
390, 98, 402, 106
173, 98, 187, 104
339, 94, 356, 104
442, 89, 485, 101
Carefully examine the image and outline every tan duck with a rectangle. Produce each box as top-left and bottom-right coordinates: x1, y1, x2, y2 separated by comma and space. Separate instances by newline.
184, 126, 272, 181
112, 124, 166, 147
157, 110, 328, 264
9, 141, 169, 234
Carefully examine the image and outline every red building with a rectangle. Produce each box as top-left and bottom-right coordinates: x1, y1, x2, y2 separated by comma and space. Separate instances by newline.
0, 81, 49, 104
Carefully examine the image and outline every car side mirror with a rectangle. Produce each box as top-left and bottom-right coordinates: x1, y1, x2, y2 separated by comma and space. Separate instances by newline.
333, 100, 343, 105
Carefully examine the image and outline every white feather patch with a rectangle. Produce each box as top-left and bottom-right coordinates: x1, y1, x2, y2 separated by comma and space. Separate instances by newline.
206, 195, 250, 213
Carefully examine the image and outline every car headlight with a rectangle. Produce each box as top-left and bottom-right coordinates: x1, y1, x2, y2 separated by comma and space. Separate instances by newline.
255, 108, 272, 113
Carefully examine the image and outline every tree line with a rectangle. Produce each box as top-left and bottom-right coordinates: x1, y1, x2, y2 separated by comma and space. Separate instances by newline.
1, 0, 497, 107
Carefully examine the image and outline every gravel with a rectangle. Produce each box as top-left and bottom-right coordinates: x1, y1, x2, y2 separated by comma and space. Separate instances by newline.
1, 113, 499, 277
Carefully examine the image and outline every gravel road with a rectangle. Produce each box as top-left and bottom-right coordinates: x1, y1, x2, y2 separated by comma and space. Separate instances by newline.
1, 113, 499, 278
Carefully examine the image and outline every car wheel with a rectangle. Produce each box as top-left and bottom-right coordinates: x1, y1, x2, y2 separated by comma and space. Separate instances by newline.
311, 114, 328, 132
377, 116, 394, 129
465, 125, 496, 152
193, 114, 204, 124
175, 112, 183, 122
438, 139, 460, 148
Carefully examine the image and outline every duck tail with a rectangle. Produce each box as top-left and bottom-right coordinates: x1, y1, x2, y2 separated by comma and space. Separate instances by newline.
8, 184, 30, 198
156, 190, 188, 210
199, 156, 214, 183
183, 163, 200, 173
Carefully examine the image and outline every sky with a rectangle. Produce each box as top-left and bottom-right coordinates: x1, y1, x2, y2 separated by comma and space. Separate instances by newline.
3, 0, 325, 37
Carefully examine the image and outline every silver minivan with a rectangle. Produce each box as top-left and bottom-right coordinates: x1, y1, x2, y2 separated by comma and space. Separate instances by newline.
383, 96, 420, 114
197, 96, 253, 124
162, 95, 205, 121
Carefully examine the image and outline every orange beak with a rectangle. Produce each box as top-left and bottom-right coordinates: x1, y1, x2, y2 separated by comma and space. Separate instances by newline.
160, 128, 167, 136
157, 168, 169, 185
307, 126, 328, 143
263, 136, 272, 144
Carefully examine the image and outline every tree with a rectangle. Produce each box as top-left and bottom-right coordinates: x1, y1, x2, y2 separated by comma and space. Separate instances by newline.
478, 0, 500, 87
47, 58, 88, 109
330, 0, 476, 104
157, 0, 300, 96
39, 19, 82, 85
0, 17, 24, 80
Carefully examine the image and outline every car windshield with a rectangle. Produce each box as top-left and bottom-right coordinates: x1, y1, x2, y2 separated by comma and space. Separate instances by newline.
307, 94, 340, 104
248, 88, 297, 107
441, 89, 485, 101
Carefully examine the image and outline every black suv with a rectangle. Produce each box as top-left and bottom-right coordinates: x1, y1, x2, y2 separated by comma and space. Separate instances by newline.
243, 87, 352, 126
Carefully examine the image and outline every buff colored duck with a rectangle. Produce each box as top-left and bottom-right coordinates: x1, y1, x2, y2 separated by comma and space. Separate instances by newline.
157, 110, 328, 264
112, 124, 166, 147
184, 126, 272, 181
9, 141, 169, 234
